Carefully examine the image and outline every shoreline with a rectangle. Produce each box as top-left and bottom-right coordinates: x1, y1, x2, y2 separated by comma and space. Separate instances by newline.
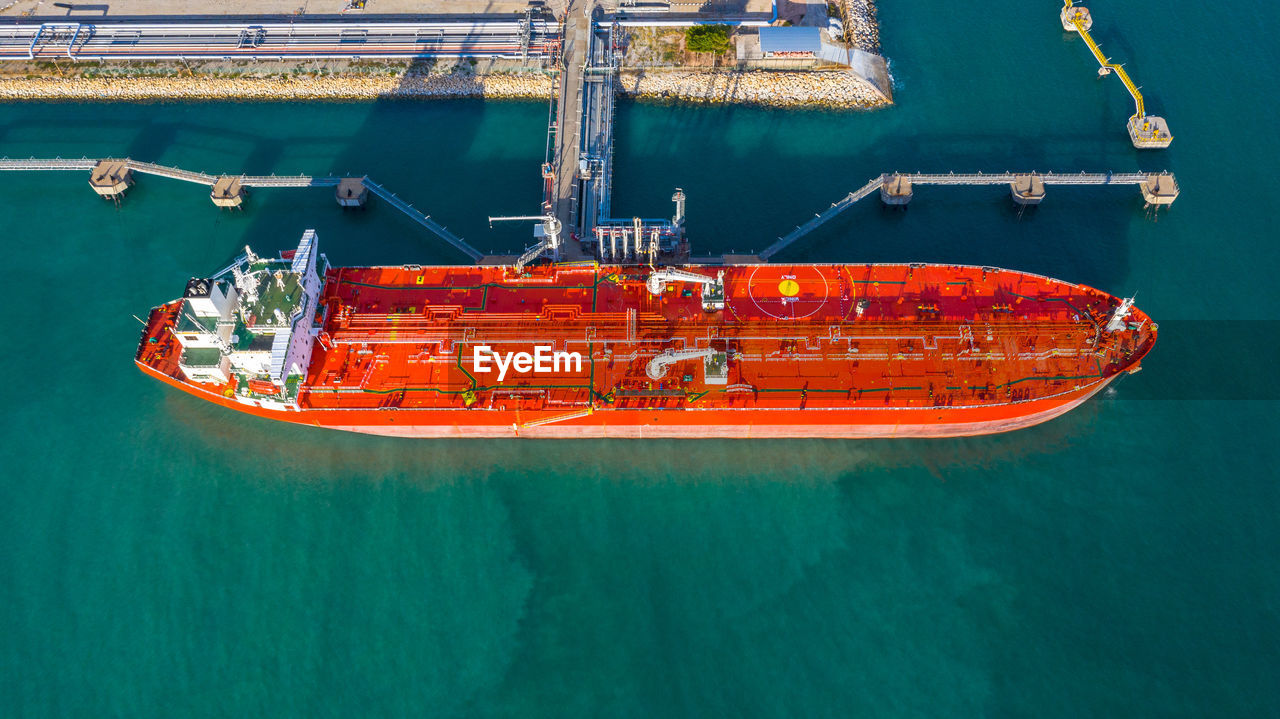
620, 69, 888, 109
0, 70, 554, 102
0, 67, 889, 109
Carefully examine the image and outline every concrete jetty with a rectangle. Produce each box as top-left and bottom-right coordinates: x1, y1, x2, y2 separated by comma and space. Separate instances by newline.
335, 178, 369, 208
879, 174, 912, 206
88, 160, 133, 199
210, 176, 246, 208
1010, 174, 1046, 206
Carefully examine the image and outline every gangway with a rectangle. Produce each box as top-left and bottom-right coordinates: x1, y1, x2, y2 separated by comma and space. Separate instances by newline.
1061, 1, 1171, 148
363, 179, 483, 262
645, 268, 725, 311
763, 176, 884, 260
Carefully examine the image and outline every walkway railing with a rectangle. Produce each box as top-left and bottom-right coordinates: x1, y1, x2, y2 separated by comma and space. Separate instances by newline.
0, 156, 483, 262
363, 178, 483, 262
242, 175, 341, 188
0, 156, 314, 186
1063, 0, 1145, 120
761, 171, 1174, 260
900, 171, 1151, 185
762, 176, 884, 260
125, 160, 217, 185
0, 157, 97, 171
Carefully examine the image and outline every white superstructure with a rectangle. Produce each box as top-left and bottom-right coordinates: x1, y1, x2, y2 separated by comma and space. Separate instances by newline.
172, 231, 327, 400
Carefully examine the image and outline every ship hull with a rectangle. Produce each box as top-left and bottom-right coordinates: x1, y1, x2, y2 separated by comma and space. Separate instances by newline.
139, 360, 1115, 439
137, 250, 1156, 440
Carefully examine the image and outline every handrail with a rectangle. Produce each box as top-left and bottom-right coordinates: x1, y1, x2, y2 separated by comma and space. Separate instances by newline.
764, 170, 1175, 260
1063, 0, 1145, 119
363, 178, 484, 263
0, 156, 480, 262
761, 175, 883, 260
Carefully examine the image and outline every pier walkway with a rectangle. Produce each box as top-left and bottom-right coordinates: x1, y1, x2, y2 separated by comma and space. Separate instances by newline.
1061, 0, 1171, 148
0, 157, 344, 187
531, 8, 678, 267
761, 171, 1179, 260
547, 2, 592, 259
0, 156, 482, 261
517, 0, 619, 265
362, 179, 480, 261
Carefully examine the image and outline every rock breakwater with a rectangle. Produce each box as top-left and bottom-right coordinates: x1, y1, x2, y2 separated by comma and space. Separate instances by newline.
0, 71, 555, 101
840, 0, 882, 54
0, 67, 888, 108
618, 69, 888, 109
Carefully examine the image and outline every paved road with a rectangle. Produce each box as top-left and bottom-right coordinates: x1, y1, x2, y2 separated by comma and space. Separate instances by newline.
1, 0, 546, 19
577, 20, 614, 234
0, 19, 558, 60
549, 1, 589, 258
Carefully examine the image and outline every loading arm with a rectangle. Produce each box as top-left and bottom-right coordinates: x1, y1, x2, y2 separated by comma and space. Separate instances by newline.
489, 214, 562, 273
645, 347, 717, 381
646, 268, 726, 311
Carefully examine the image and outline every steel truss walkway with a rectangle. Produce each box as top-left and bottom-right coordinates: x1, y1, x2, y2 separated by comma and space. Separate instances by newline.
762, 171, 1177, 260
0, 156, 482, 261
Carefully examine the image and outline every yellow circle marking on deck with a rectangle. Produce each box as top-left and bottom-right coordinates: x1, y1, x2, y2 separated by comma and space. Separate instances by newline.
743, 266, 830, 320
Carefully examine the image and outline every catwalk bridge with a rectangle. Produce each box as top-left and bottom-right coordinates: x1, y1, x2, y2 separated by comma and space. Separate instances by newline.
1060, 0, 1171, 148
761, 171, 1180, 260
0, 156, 482, 261
0, 156, 342, 187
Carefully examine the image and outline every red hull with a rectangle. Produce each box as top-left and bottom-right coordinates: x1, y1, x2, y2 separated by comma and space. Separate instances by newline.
137, 259, 1155, 439
139, 358, 1117, 438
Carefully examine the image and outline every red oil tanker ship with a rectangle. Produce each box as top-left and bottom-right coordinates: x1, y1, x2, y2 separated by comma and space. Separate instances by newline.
135, 231, 1156, 438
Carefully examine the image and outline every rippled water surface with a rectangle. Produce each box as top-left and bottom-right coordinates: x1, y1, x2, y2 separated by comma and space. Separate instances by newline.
2, 1, 1278, 716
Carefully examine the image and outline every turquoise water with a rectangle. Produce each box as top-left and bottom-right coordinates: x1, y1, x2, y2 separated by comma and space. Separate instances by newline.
3, 1, 1278, 716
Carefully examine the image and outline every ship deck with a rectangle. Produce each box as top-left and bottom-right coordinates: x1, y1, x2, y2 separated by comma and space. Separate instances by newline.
264, 262, 1154, 414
